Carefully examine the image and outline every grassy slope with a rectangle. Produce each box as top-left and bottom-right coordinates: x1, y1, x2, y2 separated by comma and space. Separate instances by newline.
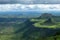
33, 19, 60, 28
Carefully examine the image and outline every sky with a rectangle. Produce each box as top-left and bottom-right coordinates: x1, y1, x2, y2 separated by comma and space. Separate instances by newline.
0, 0, 60, 4
0, 4, 60, 12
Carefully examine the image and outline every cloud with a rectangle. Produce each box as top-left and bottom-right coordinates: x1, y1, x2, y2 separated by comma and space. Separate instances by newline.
0, 4, 60, 11
0, 0, 60, 4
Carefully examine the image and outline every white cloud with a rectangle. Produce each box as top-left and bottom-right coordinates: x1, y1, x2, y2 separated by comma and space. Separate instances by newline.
0, 4, 60, 11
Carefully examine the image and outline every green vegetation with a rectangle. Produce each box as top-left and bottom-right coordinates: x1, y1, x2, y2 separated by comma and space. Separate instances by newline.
33, 18, 60, 28
0, 13, 60, 40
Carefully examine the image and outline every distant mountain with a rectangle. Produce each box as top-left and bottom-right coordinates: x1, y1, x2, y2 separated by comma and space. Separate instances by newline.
40, 13, 54, 18
0, 11, 40, 18
0, 11, 60, 18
